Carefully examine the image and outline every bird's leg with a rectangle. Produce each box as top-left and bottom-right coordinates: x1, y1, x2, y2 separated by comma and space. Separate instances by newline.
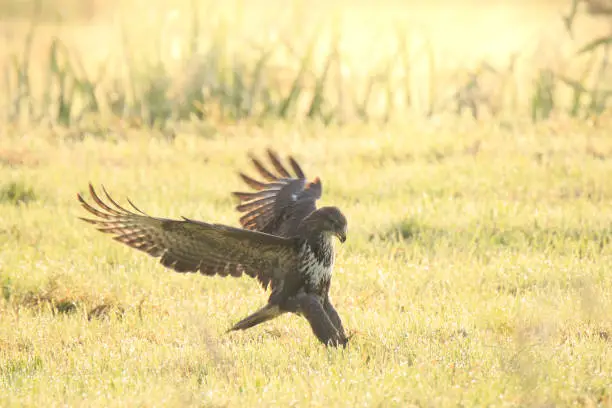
283, 294, 348, 347
323, 296, 347, 339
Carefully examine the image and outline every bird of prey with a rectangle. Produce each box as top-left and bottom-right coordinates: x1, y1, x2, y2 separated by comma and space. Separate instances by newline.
77, 150, 349, 347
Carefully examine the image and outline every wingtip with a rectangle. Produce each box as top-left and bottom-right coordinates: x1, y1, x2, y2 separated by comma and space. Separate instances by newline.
230, 191, 245, 201
246, 150, 258, 164
288, 156, 306, 179
126, 197, 147, 215
266, 148, 281, 165
77, 189, 94, 207
78, 216, 98, 225
238, 172, 267, 190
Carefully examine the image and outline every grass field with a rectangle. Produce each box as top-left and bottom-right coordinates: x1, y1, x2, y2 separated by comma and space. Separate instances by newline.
1, 0, 612, 406
1, 118, 612, 406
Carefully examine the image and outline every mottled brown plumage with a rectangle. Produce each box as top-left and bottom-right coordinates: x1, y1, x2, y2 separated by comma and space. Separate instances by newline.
230, 150, 348, 345
77, 151, 348, 347
77, 185, 297, 280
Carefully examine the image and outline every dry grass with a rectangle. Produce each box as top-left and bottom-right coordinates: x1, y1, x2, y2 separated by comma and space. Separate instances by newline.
1, 1, 611, 406
1, 117, 612, 406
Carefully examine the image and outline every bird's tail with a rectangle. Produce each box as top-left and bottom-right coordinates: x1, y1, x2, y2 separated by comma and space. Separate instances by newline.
228, 304, 283, 332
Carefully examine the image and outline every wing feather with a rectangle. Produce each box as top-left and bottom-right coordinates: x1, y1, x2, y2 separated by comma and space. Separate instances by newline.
249, 155, 279, 181
239, 173, 268, 191
235, 197, 276, 212
78, 184, 299, 282
266, 149, 292, 178
232, 190, 277, 201
239, 206, 275, 230
232, 149, 322, 235
288, 157, 306, 179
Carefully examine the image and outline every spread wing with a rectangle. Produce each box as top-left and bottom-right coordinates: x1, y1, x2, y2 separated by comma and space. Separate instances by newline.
77, 184, 298, 285
233, 149, 322, 236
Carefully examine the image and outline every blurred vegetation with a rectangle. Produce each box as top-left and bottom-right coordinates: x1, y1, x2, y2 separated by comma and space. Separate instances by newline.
0, 0, 610, 131
556, 0, 612, 121
0, 0, 112, 22
0, 181, 37, 205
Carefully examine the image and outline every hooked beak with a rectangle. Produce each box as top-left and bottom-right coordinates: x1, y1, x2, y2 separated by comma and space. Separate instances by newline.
336, 229, 347, 243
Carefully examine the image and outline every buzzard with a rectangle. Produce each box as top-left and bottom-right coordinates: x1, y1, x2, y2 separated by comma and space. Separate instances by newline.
77, 150, 349, 347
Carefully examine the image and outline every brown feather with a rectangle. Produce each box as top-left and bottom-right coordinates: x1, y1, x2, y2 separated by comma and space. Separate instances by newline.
235, 197, 275, 212
238, 173, 267, 191
234, 151, 322, 239
288, 156, 305, 179
78, 185, 299, 284
249, 156, 278, 181
266, 149, 292, 178
232, 190, 277, 202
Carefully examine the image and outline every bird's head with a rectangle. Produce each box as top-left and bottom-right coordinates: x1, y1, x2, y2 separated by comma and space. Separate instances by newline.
307, 206, 348, 243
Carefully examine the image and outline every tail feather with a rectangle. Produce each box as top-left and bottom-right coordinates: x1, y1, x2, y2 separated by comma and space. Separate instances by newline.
229, 304, 283, 332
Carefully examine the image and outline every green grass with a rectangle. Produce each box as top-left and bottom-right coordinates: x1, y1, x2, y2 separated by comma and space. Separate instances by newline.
1, 0, 611, 128
1, 118, 611, 406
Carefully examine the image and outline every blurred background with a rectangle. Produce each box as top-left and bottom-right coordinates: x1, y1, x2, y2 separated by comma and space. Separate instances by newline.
0, 0, 610, 130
